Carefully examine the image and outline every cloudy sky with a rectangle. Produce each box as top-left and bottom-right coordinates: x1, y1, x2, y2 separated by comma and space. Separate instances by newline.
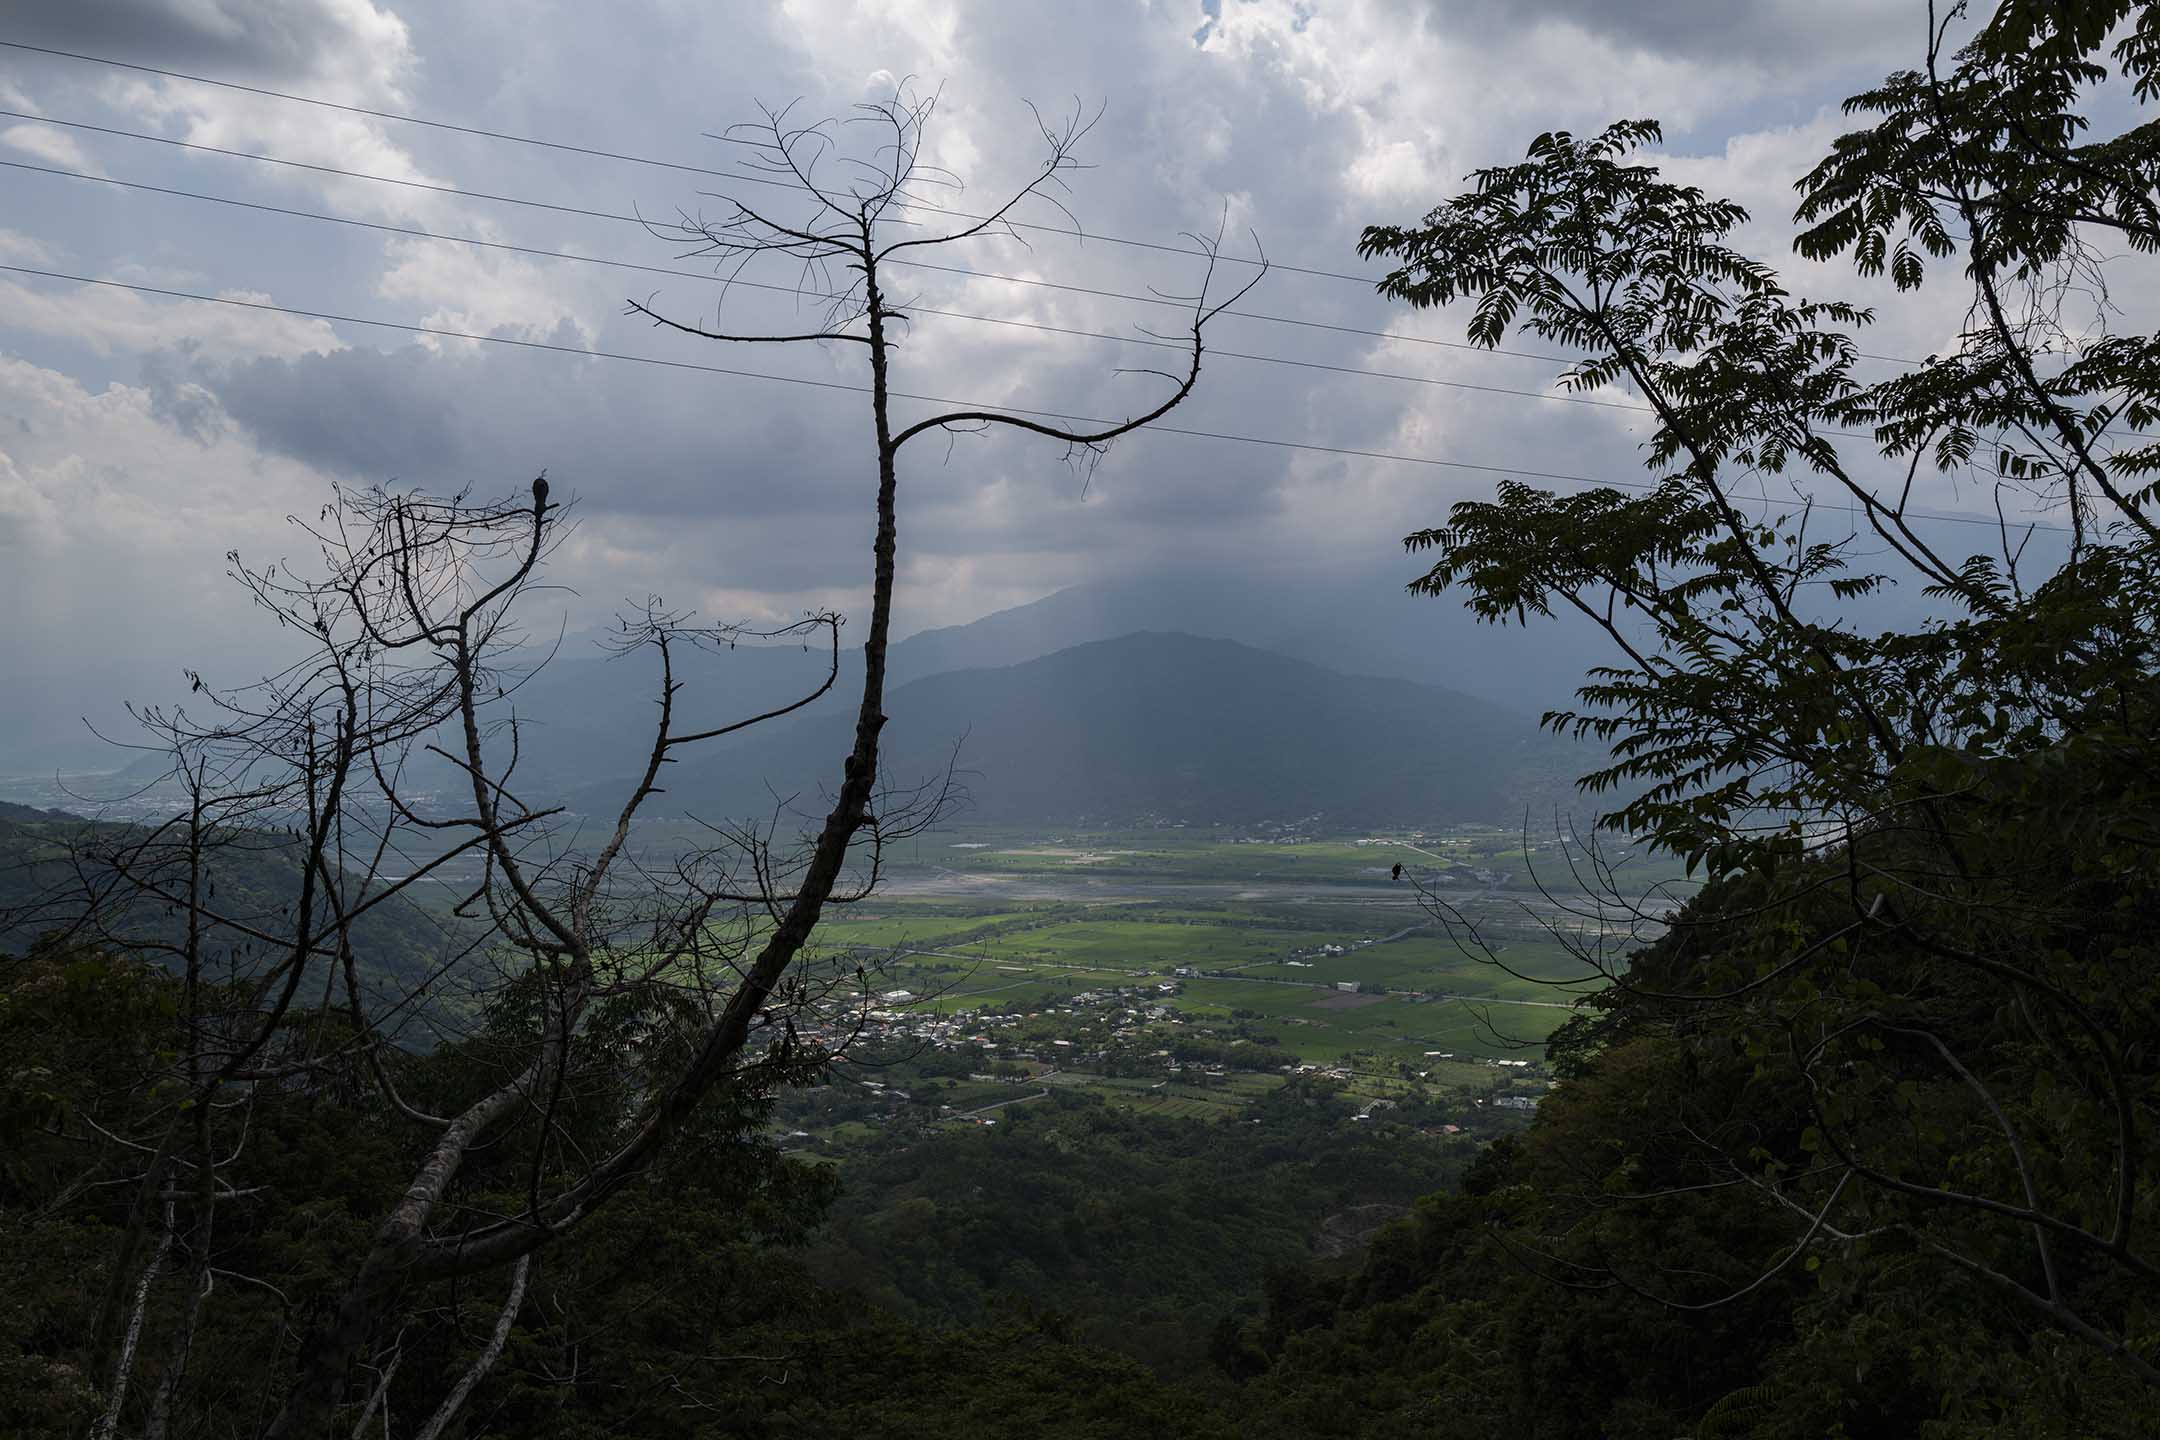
0, 0, 2039, 730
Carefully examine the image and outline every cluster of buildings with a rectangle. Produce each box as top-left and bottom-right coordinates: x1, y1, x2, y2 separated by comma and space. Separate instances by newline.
775, 957, 1554, 1140
797, 978, 1207, 1076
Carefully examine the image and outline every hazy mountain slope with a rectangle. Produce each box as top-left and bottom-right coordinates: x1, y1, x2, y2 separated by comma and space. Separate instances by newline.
888, 574, 1613, 712
2, 575, 1599, 782
586, 631, 1575, 827
445, 576, 1611, 798
0, 657, 203, 774
1, 553, 1995, 782
0, 804, 473, 1038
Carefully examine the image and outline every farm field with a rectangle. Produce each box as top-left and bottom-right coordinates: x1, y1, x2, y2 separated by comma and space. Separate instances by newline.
814, 896, 1597, 1065
1077, 1072, 1288, 1120
875, 821, 1697, 899
833, 1065, 1514, 1140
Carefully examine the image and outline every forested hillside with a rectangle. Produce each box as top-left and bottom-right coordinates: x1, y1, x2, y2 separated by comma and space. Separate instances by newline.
1235, 838, 2160, 1438
0, 803, 467, 1028
0, 942, 1456, 1437
799, 1086, 1464, 1372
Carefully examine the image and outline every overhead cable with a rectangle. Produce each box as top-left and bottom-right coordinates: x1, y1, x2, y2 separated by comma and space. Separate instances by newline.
0, 261, 2059, 536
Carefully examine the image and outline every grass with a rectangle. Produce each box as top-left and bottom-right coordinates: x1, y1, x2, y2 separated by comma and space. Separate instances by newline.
922, 1079, 1022, 1111
1172, 985, 1567, 1064
810, 908, 1051, 951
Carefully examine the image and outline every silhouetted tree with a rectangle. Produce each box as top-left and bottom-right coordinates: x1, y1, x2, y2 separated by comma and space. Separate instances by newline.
5, 86, 1262, 1438
1367, 0, 2160, 1390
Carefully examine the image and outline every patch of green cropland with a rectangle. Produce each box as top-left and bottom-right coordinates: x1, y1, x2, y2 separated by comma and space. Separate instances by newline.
950, 917, 1328, 968
1080, 1075, 1286, 1122
807, 907, 1050, 951
827, 906, 1597, 995
826, 908, 1396, 974
1167, 985, 1567, 1064
875, 822, 1697, 897
1232, 937, 1600, 1003
811, 893, 1590, 1064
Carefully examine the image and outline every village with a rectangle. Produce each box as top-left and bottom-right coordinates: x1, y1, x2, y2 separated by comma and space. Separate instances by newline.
768, 950, 1554, 1155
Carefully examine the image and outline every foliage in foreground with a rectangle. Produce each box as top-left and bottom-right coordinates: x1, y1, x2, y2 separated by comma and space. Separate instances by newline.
0, 943, 1253, 1439
1238, 828, 2160, 1438
1239, 2, 2160, 1433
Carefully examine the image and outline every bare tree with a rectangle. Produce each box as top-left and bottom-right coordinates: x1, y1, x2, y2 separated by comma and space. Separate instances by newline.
7, 86, 1259, 1436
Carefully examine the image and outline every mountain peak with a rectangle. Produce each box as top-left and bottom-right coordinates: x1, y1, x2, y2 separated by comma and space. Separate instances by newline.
614, 629, 1565, 827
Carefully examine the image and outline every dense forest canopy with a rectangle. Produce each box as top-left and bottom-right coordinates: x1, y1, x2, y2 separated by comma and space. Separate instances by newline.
5, 2, 2160, 1436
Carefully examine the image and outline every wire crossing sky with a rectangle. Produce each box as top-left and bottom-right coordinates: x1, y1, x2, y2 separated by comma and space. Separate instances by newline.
0, 0, 2115, 726
0, 260, 2049, 539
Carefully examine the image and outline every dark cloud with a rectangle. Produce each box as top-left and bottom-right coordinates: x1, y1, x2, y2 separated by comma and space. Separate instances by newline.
2, 0, 382, 81
138, 343, 228, 441
194, 316, 1331, 601
1390, 0, 1916, 73
212, 343, 465, 483
1, 0, 2000, 728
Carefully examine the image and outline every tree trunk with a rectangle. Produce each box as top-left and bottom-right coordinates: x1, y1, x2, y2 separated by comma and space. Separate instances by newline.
412, 1256, 529, 1440
90, 1184, 174, 1440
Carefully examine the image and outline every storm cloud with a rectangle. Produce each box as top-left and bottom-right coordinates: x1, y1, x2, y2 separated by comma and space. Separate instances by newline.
0, 0, 2048, 770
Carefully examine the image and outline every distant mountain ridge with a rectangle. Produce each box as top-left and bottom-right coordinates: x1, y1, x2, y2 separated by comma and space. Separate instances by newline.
887, 574, 1611, 708
4, 574, 1605, 779
4, 579, 1606, 827
419, 575, 1612, 800
579, 630, 1578, 827
2, 550, 1990, 783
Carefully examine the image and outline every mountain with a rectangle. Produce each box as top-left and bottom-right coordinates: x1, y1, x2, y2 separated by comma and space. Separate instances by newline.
1, 572, 1601, 777
0, 656, 200, 774
398, 574, 1615, 801
0, 803, 474, 1038
1, 546, 2013, 784
888, 574, 1612, 712
578, 631, 1576, 827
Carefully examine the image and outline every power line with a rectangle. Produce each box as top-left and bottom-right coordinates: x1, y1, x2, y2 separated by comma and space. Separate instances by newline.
0, 108, 1594, 368
0, 156, 1711, 424
0, 44, 1928, 366
0, 154, 1893, 446
0, 106, 1930, 379
0, 262, 2059, 535
0, 36, 1345, 285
